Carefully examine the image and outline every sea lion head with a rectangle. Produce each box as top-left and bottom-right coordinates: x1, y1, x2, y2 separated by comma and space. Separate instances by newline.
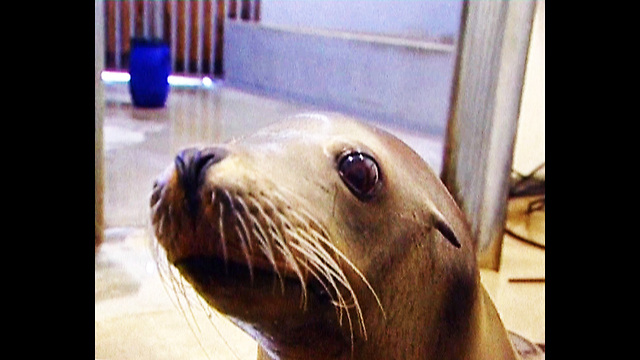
150, 113, 504, 359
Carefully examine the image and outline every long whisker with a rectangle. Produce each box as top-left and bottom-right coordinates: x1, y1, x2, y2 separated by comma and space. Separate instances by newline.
151, 243, 212, 359
286, 233, 347, 312
249, 212, 284, 291
272, 188, 384, 348
310, 224, 387, 322
150, 188, 241, 360
218, 198, 228, 269
255, 195, 309, 304
223, 190, 253, 281
291, 226, 360, 344
231, 195, 254, 254
153, 179, 386, 359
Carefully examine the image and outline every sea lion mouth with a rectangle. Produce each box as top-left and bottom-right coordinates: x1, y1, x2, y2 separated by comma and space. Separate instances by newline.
173, 255, 332, 302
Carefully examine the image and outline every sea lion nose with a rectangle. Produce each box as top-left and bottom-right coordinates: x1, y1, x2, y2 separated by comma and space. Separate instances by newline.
174, 147, 228, 215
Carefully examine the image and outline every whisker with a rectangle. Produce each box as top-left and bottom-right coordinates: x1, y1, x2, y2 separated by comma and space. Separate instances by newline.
285, 226, 353, 327
314, 229, 387, 321
231, 196, 254, 254
198, 302, 244, 360
253, 197, 307, 300
287, 238, 346, 313
218, 200, 228, 270
155, 213, 166, 237
153, 181, 385, 358
233, 222, 254, 280
289, 229, 356, 330
224, 190, 253, 281
289, 246, 337, 307
153, 240, 239, 360
250, 216, 285, 292
157, 254, 209, 357
271, 188, 376, 347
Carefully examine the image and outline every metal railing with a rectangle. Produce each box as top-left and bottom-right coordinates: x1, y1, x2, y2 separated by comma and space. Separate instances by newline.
104, 0, 260, 77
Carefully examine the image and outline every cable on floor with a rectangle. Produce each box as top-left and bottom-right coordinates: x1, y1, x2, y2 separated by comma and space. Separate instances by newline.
505, 162, 545, 250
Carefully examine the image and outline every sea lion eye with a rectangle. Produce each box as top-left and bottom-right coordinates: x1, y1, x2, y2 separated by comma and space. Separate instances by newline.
338, 152, 380, 199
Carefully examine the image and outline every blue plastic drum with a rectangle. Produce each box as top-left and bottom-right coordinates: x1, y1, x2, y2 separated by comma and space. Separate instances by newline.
129, 38, 170, 108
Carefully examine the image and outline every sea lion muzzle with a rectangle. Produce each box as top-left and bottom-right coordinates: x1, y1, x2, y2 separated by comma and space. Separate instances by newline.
174, 147, 228, 217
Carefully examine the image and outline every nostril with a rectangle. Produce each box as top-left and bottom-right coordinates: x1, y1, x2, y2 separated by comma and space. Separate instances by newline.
175, 147, 227, 185
174, 147, 228, 216
174, 148, 194, 180
193, 153, 217, 183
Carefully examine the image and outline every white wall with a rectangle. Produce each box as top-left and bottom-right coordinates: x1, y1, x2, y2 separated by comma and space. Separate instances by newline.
513, 1, 545, 175
224, 22, 457, 134
261, 0, 462, 40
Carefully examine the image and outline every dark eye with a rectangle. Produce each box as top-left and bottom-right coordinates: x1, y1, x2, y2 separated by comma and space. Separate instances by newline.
338, 152, 380, 199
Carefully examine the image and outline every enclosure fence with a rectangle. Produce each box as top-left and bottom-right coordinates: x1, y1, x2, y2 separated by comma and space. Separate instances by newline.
104, 0, 260, 77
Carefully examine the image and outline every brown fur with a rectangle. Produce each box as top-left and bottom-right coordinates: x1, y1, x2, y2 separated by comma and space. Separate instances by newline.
151, 113, 522, 359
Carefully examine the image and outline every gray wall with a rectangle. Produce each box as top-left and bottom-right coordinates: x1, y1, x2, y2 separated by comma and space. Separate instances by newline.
260, 0, 462, 40
224, 22, 457, 135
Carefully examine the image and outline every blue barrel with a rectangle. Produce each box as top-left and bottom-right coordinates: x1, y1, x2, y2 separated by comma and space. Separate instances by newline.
129, 38, 170, 108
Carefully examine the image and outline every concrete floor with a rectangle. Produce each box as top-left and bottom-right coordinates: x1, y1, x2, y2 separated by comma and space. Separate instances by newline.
95, 82, 544, 359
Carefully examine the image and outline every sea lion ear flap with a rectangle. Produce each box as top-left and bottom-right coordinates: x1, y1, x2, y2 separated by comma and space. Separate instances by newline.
432, 209, 461, 249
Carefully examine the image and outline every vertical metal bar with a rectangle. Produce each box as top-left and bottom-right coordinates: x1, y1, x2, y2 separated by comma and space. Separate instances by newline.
149, 0, 154, 38
205, 0, 214, 75
142, 0, 149, 38
121, 1, 131, 67
211, 0, 217, 75
171, 1, 177, 72
162, 1, 171, 43
105, 1, 115, 68
228, 0, 237, 19
441, 1, 536, 270
197, 0, 204, 74
129, 0, 135, 38
184, 1, 191, 73
154, 0, 163, 39
189, 0, 198, 74
214, 0, 225, 77
134, 1, 144, 37
177, 1, 185, 72
253, 0, 260, 21
114, 1, 121, 69
240, 0, 250, 21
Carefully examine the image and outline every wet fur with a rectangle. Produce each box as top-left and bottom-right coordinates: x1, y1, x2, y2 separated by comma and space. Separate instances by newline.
150, 113, 522, 360
151, 167, 384, 355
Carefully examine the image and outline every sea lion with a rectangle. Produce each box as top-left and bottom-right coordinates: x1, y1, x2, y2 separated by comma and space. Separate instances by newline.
150, 113, 539, 359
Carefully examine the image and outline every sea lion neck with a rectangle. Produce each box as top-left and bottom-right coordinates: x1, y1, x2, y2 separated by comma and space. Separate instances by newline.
253, 319, 351, 360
